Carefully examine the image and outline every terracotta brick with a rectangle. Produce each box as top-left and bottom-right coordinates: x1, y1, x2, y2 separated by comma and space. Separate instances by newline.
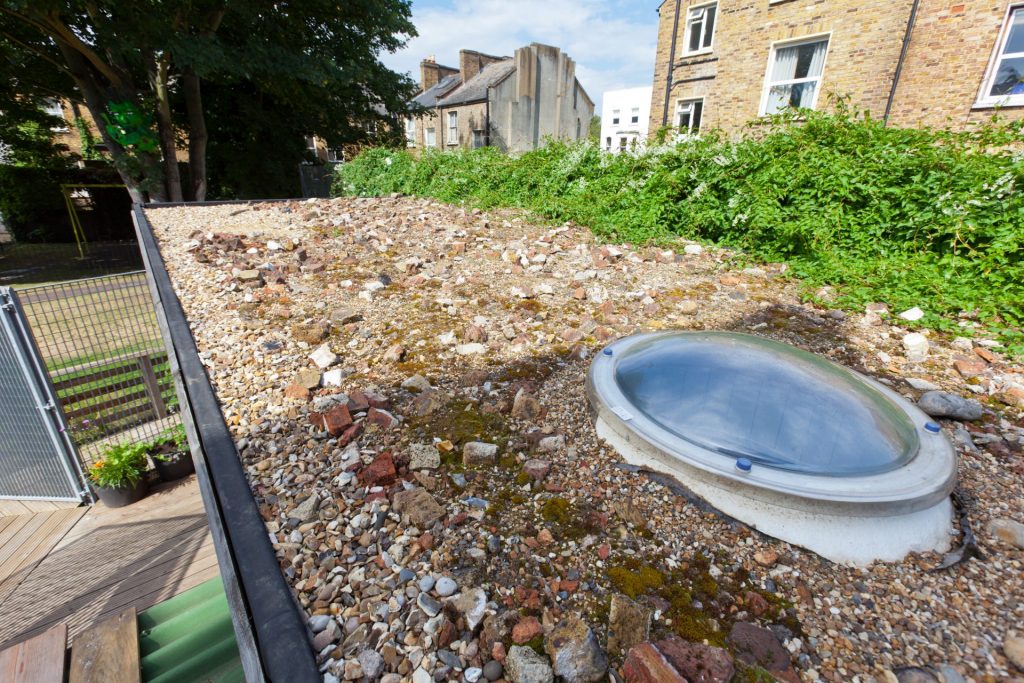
323, 404, 353, 436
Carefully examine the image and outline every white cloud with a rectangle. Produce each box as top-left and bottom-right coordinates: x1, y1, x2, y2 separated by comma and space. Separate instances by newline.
380, 0, 660, 115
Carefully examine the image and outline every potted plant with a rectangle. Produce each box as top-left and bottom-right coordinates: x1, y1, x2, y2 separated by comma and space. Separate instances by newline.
150, 424, 195, 481
88, 441, 150, 507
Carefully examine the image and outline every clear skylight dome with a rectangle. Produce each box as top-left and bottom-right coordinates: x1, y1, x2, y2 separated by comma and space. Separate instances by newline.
586, 331, 958, 565
613, 333, 918, 476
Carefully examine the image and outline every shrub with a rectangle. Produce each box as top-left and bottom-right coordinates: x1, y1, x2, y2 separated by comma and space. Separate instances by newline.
88, 441, 149, 488
335, 108, 1024, 354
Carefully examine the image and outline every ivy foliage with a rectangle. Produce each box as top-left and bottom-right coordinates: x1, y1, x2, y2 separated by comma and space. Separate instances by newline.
336, 108, 1024, 354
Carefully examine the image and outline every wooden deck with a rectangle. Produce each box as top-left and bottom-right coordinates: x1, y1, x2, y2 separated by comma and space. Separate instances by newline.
0, 476, 218, 649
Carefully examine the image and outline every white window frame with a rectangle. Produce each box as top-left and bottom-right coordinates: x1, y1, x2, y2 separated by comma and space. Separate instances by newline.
758, 33, 831, 117
472, 129, 486, 148
405, 117, 416, 146
426, 127, 437, 148
611, 108, 620, 125
447, 111, 458, 145
681, 1, 717, 57
676, 97, 705, 137
975, 4, 1024, 108
630, 107, 640, 124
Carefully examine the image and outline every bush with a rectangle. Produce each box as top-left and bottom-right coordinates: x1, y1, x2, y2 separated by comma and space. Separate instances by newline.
335, 108, 1024, 354
88, 441, 149, 488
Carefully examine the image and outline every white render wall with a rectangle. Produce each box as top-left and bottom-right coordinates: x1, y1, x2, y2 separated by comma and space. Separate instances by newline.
599, 86, 653, 153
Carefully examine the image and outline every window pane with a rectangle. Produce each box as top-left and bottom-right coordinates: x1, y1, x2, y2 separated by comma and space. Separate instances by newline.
691, 101, 703, 131
687, 9, 704, 53
703, 5, 716, 48
1005, 10, 1024, 54
991, 56, 1024, 96
772, 39, 827, 81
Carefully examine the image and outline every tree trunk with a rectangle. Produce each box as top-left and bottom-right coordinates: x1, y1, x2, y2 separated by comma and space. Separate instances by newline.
54, 41, 163, 202
152, 56, 183, 202
182, 72, 208, 201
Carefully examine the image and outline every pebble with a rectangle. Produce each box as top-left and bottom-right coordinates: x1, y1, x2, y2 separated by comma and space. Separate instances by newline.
417, 593, 442, 617
899, 306, 925, 321
986, 518, 1024, 549
917, 391, 983, 421
435, 576, 458, 597
148, 198, 1024, 683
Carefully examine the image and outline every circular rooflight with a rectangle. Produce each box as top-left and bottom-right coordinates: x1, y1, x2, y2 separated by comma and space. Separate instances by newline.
586, 331, 957, 565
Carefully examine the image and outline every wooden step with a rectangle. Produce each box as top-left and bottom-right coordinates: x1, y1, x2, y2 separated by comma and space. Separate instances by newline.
69, 608, 140, 683
0, 622, 67, 682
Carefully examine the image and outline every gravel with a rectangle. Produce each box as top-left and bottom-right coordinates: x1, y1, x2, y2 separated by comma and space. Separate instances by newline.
147, 197, 1024, 683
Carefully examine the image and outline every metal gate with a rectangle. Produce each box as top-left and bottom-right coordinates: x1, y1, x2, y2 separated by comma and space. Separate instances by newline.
0, 288, 88, 502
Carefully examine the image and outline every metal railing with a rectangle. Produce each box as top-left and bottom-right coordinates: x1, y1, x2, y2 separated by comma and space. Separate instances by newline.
17, 271, 180, 465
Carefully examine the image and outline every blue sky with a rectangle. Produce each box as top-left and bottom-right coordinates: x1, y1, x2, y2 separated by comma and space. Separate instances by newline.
379, 0, 661, 115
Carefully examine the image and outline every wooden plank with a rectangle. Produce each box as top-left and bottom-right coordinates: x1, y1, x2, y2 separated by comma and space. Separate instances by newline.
0, 622, 68, 683
0, 508, 87, 602
136, 355, 168, 419
64, 388, 151, 421
52, 349, 166, 383
0, 500, 78, 516
68, 608, 139, 683
0, 516, 47, 572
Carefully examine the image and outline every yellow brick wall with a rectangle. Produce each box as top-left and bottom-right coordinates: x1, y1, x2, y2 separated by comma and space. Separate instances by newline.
650, 0, 1024, 136
651, 0, 914, 135
410, 103, 488, 152
888, 0, 1024, 128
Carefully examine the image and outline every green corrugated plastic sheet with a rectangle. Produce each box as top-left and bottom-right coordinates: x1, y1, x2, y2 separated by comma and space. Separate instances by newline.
137, 578, 245, 683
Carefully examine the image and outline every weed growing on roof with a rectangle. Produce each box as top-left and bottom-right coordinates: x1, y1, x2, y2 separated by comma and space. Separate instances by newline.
336, 105, 1024, 354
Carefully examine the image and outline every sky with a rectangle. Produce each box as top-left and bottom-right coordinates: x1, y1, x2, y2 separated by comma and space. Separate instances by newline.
379, 0, 661, 115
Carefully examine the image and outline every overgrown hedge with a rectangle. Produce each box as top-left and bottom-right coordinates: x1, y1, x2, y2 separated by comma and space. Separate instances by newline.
335, 108, 1024, 354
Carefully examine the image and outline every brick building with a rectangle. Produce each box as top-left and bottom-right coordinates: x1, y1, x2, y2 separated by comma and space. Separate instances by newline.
407, 43, 594, 154
649, 0, 1024, 136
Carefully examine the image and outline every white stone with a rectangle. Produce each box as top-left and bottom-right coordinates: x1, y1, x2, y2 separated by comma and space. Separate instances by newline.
902, 332, 929, 362
267, 240, 282, 251
310, 343, 338, 369
898, 306, 925, 321
684, 244, 703, 255
456, 343, 486, 355
322, 368, 345, 387
906, 378, 939, 391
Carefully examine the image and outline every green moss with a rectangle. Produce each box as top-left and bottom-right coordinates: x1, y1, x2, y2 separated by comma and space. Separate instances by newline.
515, 471, 531, 486
541, 498, 571, 525
737, 666, 777, 683
499, 455, 518, 469
607, 560, 666, 600
409, 399, 511, 452
524, 634, 545, 655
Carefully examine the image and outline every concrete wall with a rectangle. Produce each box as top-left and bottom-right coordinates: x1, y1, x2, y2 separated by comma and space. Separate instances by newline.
601, 86, 653, 152
491, 43, 594, 153
649, 0, 1024, 136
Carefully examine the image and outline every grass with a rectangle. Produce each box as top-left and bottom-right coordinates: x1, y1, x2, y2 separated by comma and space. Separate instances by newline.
336, 104, 1024, 355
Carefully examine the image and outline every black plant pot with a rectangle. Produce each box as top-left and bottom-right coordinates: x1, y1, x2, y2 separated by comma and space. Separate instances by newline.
92, 477, 148, 508
154, 451, 195, 481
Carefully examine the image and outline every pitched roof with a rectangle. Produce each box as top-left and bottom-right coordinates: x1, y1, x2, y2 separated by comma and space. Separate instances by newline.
436, 60, 516, 107
413, 74, 462, 108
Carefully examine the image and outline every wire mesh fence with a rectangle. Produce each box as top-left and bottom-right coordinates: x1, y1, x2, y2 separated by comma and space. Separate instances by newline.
0, 241, 144, 288
17, 270, 180, 466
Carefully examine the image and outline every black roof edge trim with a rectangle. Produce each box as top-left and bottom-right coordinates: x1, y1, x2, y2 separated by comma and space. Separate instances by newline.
132, 203, 320, 683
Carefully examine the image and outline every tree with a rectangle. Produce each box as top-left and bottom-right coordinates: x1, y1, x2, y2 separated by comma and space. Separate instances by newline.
1, 1, 417, 201
588, 115, 601, 143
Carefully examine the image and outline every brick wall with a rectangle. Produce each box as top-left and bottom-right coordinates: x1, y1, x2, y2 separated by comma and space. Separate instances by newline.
650, 0, 915, 135
888, 0, 1024, 128
650, 0, 1023, 136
